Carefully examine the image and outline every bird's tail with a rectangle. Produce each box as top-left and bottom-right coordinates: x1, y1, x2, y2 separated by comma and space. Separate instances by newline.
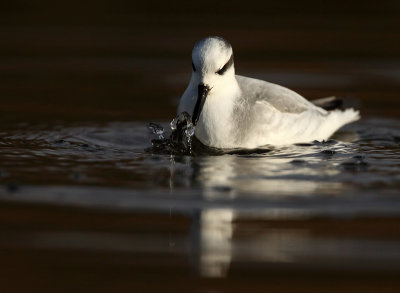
314, 108, 360, 141
325, 108, 360, 137
335, 108, 360, 124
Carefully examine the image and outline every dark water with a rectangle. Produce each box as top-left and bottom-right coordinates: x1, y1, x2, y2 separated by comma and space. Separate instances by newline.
1, 116, 400, 285
1, 2, 400, 292
1, 118, 399, 201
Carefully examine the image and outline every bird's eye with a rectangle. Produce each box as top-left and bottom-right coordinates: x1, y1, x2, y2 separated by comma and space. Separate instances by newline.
216, 54, 234, 75
216, 63, 228, 75
192, 61, 196, 72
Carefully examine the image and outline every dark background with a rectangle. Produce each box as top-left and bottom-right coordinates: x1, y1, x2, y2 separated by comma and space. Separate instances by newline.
1, 0, 400, 125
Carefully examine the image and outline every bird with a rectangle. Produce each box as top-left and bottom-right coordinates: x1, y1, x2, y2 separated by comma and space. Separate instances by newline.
178, 36, 360, 149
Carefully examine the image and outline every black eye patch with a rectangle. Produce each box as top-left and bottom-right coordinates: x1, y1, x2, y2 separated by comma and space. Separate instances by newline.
192, 61, 196, 72
216, 54, 234, 75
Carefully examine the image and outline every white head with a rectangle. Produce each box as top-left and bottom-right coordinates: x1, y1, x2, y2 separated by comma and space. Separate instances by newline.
189, 36, 236, 125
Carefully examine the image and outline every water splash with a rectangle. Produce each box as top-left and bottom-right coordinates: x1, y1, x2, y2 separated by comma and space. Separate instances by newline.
170, 112, 195, 150
148, 123, 165, 139
149, 112, 195, 155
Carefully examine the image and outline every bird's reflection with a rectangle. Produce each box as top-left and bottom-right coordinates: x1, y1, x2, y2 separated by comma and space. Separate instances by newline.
171, 145, 346, 277
192, 150, 342, 197
190, 209, 233, 277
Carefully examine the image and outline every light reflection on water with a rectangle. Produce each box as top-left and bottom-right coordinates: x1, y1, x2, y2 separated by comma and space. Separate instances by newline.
191, 209, 234, 277
0, 118, 400, 277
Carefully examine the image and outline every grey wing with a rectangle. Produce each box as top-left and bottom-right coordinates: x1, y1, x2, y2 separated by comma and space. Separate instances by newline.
236, 75, 326, 114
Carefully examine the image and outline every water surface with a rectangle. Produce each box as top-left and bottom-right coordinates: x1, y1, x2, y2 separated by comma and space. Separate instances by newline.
1, 116, 400, 282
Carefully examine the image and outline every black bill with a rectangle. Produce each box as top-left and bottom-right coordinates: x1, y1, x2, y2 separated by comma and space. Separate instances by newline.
192, 84, 211, 125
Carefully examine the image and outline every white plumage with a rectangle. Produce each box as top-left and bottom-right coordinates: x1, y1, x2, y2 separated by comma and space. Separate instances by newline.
178, 36, 360, 149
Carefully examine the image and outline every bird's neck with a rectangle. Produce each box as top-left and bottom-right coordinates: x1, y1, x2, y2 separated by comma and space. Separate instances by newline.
195, 77, 241, 148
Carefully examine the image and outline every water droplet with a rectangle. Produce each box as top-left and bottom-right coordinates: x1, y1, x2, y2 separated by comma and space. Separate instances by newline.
170, 117, 178, 131
148, 122, 165, 139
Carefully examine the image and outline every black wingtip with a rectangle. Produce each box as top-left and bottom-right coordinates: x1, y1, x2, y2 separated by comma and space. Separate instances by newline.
311, 96, 343, 111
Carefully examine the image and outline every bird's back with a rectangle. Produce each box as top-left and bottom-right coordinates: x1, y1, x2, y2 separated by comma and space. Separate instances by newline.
235, 75, 325, 115
228, 75, 359, 147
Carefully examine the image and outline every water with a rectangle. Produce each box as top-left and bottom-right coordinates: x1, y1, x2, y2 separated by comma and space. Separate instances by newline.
1, 116, 399, 280
1, 118, 399, 207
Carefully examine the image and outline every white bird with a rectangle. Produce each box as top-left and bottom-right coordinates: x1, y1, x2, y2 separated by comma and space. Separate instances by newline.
178, 36, 360, 149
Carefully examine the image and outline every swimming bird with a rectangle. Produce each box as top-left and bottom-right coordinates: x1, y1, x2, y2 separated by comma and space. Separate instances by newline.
178, 36, 360, 149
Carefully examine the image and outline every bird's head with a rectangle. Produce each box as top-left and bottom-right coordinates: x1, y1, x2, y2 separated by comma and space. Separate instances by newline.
190, 36, 235, 125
